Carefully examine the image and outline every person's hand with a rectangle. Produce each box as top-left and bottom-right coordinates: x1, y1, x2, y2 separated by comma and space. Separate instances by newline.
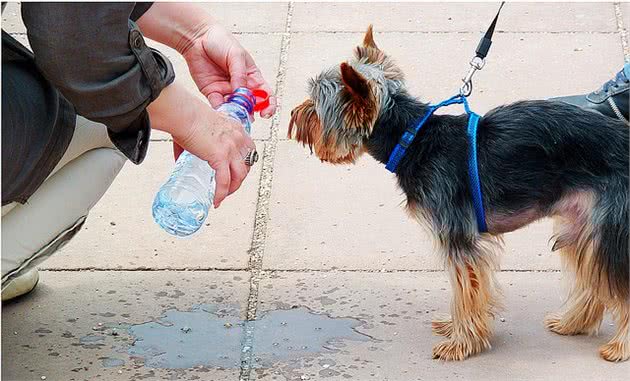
178, 111, 255, 208
137, 3, 276, 114
137, 5, 271, 205
148, 82, 255, 208
181, 23, 277, 116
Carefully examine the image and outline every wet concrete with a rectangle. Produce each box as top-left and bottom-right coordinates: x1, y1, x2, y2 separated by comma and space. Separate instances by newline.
126, 305, 370, 370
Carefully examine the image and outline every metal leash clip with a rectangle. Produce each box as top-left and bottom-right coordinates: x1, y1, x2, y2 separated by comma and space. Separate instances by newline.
459, 1, 504, 97
459, 56, 485, 97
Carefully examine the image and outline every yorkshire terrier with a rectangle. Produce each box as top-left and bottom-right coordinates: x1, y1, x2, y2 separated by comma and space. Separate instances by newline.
288, 26, 629, 362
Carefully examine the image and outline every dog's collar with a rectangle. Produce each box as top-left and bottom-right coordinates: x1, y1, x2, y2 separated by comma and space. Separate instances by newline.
384, 94, 488, 233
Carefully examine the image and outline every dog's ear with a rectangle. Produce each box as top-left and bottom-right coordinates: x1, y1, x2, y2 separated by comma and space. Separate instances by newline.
340, 62, 371, 99
355, 25, 405, 82
340, 62, 379, 133
363, 24, 378, 49
354, 25, 383, 64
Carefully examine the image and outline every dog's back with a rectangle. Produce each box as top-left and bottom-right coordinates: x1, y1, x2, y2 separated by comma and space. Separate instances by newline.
482, 100, 629, 301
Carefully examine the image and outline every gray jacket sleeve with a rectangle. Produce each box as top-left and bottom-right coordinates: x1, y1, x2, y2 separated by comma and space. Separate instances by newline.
20, 2, 175, 164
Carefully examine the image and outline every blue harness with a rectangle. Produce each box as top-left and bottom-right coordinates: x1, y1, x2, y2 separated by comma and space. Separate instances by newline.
385, 94, 488, 233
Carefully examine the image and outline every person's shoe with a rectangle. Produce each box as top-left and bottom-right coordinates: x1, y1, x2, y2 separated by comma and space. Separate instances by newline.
1, 269, 40, 302
552, 67, 629, 125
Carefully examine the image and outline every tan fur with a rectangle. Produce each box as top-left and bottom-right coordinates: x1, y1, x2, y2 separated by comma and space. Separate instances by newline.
551, 191, 615, 302
544, 287, 605, 336
547, 215, 630, 362
363, 24, 378, 49
600, 300, 629, 362
340, 62, 380, 135
288, 99, 320, 151
407, 200, 511, 362
288, 99, 362, 164
290, 26, 628, 363
432, 315, 454, 338
432, 245, 501, 361
289, 26, 403, 165
354, 26, 405, 81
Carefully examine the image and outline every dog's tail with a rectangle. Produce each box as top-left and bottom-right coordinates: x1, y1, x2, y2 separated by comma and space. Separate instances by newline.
591, 179, 629, 301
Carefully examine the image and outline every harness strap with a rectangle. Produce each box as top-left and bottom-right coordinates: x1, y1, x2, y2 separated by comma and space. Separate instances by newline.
385, 94, 466, 172
466, 112, 487, 232
385, 94, 488, 233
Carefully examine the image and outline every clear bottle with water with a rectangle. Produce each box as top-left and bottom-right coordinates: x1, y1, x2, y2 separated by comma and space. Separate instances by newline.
152, 88, 266, 237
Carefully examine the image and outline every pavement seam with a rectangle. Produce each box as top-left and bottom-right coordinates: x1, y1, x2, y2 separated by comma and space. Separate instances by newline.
40, 267, 249, 272
6, 31, 620, 38
238, 3, 294, 380
39, 268, 561, 273
245, 0, 294, 322
614, 2, 630, 61
262, 269, 562, 274
231, 30, 618, 35
150, 138, 270, 143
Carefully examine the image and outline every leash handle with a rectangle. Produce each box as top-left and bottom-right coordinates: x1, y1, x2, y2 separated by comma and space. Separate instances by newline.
460, 1, 505, 97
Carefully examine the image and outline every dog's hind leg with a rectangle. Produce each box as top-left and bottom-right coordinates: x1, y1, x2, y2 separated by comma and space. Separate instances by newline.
547, 189, 630, 362
594, 188, 629, 362
544, 285, 605, 336
545, 194, 609, 336
545, 221, 605, 336
432, 236, 501, 361
600, 299, 629, 362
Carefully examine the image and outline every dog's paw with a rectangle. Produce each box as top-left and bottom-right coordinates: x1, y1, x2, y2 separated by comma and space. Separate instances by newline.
544, 313, 571, 335
432, 331, 491, 361
599, 341, 629, 362
544, 312, 594, 336
432, 316, 453, 338
432, 340, 469, 361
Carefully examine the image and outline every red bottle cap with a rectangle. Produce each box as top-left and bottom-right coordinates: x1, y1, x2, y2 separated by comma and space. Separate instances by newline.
252, 89, 270, 112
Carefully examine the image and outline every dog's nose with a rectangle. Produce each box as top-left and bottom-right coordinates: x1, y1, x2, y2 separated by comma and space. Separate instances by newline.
290, 109, 295, 117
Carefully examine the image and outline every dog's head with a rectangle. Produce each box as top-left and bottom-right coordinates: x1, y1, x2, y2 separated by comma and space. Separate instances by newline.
288, 25, 405, 164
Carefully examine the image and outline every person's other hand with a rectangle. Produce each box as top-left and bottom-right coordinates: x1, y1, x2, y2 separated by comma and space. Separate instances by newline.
181, 23, 277, 116
148, 83, 256, 208
178, 110, 255, 208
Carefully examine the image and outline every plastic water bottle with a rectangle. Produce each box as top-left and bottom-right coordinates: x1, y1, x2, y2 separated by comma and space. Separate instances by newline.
152, 88, 268, 237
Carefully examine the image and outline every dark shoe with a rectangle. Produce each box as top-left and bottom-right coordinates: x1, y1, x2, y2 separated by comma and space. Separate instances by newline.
552, 68, 629, 125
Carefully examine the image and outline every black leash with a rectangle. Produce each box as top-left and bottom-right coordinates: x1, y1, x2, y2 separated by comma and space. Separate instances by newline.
460, 1, 505, 97
476, 1, 505, 60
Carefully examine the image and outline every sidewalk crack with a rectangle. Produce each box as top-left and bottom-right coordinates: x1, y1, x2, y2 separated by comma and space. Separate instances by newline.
239, 3, 295, 380
614, 2, 630, 61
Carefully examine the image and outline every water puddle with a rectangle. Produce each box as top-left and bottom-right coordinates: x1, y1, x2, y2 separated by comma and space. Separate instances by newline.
126, 305, 370, 369
80, 334, 105, 344
127, 305, 242, 369
77, 334, 106, 349
100, 357, 126, 368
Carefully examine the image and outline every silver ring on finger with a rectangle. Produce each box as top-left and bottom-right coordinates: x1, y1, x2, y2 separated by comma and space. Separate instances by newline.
244, 149, 259, 166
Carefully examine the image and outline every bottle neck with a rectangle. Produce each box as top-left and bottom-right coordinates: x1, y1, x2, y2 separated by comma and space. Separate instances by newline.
227, 88, 255, 114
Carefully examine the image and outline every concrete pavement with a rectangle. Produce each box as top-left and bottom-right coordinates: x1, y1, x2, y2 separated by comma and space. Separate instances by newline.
2, 2, 629, 380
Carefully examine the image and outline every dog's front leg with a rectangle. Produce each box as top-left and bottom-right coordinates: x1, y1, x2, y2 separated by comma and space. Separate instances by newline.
432, 237, 501, 361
